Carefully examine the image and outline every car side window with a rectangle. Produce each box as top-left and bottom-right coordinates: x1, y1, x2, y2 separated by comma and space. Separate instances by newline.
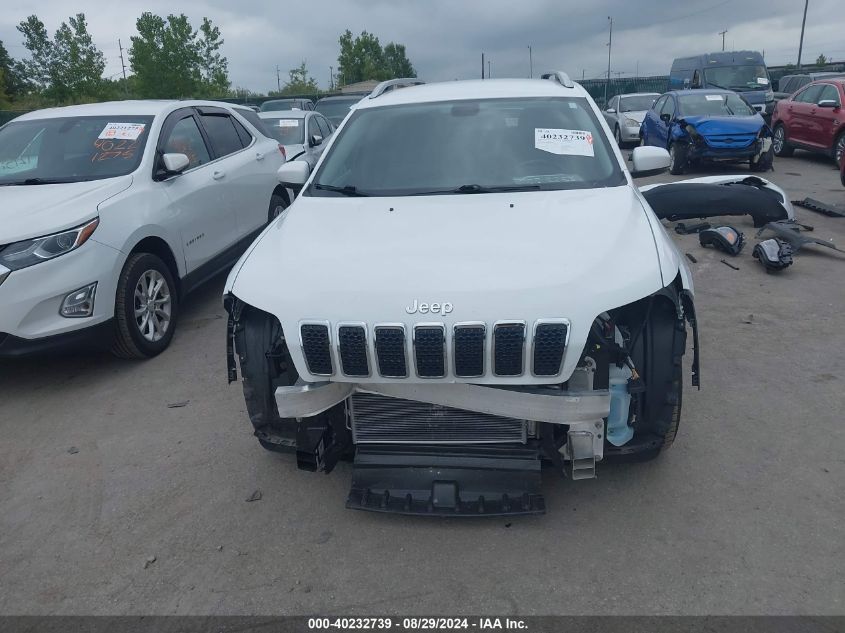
660, 96, 675, 117
608, 96, 618, 111
652, 96, 667, 113
307, 116, 321, 142
162, 115, 211, 169
795, 84, 823, 104
316, 116, 332, 138
817, 84, 840, 105
231, 117, 253, 146
692, 70, 701, 88
199, 113, 245, 158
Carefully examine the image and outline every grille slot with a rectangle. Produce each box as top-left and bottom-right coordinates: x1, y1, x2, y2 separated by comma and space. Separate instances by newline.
453, 324, 485, 377
300, 323, 332, 375
533, 321, 568, 376
374, 326, 407, 377
338, 325, 369, 376
351, 392, 526, 444
414, 325, 446, 378
493, 323, 525, 376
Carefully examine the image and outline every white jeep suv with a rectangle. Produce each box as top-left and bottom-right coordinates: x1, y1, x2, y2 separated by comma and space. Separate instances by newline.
223, 75, 700, 516
0, 100, 288, 358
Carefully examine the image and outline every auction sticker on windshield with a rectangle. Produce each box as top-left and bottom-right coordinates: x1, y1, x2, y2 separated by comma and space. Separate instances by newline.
99, 122, 146, 140
278, 120, 300, 127
535, 128, 594, 157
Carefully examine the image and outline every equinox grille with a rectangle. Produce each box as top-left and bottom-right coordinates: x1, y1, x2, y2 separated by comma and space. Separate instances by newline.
300, 323, 332, 375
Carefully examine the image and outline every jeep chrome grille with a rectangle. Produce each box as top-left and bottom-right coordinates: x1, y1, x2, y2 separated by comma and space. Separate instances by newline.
298, 319, 569, 379
350, 392, 527, 444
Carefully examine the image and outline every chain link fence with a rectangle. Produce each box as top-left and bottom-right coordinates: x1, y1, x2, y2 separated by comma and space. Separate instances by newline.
578, 76, 669, 108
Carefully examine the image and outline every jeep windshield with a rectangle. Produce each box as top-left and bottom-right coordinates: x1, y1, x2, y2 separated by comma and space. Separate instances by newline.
705, 65, 770, 91
678, 93, 756, 117
309, 97, 625, 197
0, 116, 153, 185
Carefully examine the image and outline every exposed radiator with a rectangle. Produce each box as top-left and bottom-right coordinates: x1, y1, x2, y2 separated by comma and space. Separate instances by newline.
350, 392, 527, 444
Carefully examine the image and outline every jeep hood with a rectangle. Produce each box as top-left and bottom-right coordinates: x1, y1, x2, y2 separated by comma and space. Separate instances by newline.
228, 185, 671, 384
679, 115, 765, 135
0, 175, 133, 244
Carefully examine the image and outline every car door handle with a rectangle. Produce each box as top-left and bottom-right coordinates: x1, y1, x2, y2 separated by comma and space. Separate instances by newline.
212, 170, 226, 180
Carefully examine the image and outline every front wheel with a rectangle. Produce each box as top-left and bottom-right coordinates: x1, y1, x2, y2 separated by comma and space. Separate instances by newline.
750, 145, 774, 172
772, 124, 794, 157
668, 142, 687, 175
267, 192, 288, 224
111, 253, 178, 358
833, 131, 845, 165
614, 125, 623, 146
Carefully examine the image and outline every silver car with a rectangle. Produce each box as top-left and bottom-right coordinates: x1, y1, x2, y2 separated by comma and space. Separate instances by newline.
602, 92, 660, 146
258, 110, 334, 173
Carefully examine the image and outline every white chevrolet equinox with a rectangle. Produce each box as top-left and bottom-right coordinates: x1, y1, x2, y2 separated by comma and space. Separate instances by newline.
224, 75, 703, 516
0, 100, 288, 358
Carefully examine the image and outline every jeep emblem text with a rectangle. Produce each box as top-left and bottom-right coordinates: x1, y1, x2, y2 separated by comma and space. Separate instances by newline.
405, 300, 453, 316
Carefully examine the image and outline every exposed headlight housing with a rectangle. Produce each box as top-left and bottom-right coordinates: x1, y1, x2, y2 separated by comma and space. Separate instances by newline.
684, 124, 702, 140
0, 218, 99, 271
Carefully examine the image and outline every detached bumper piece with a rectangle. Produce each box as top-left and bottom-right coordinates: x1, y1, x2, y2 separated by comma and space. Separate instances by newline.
347, 444, 545, 516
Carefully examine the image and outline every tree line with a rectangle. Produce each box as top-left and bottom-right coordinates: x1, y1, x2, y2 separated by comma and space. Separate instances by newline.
0, 13, 415, 110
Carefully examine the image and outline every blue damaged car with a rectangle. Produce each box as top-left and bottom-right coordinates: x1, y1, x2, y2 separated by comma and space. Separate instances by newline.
640, 89, 773, 175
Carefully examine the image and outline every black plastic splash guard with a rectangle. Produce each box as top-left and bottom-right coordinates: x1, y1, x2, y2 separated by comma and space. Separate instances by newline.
347, 444, 545, 516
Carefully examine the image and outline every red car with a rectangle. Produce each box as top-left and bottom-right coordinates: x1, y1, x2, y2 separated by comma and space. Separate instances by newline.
771, 78, 845, 164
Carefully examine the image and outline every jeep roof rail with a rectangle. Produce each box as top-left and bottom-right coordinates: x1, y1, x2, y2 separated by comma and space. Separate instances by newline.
368, 78, 425, 99
540, 71, 575, 89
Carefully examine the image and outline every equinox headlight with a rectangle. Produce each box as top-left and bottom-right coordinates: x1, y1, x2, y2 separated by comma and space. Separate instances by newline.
0, 218, 99, 271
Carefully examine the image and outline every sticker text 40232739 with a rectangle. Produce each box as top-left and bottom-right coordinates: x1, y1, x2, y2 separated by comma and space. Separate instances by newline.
534, 128, 594, 157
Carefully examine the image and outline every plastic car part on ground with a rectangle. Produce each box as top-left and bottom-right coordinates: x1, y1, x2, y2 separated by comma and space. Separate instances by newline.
753, 239, 794, 272
755, 221, 845, 255
699, 226, 745, 256
791, 197, 845, 218
674, 221, 711, 235
640, 175, 794, 228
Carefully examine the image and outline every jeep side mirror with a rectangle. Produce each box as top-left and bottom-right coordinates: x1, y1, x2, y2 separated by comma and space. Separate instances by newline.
630, 146, 670, 178
310, 134, 323, 147
660, 113, 672, 124
277, 161, 310, 187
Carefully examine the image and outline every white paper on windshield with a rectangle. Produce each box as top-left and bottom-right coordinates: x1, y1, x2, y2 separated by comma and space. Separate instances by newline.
705, 95, 724, 101
277, 120, 300, 127
535, 128, 594, 157
99, 122, 145, 140
756, 77, 769, 85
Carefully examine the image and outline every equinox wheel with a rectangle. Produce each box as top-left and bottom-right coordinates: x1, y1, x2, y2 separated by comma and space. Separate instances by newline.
111, 253, 178, 358
773, 124, 793, 157
268, 192, 288, 224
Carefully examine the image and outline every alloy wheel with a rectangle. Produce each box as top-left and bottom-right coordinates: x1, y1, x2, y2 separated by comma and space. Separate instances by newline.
835, 135, 845, 164
773, 127, 784, 153
133, 269, 172, 342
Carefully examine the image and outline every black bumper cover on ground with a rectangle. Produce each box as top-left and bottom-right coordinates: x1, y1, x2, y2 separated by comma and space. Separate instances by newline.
347, 444, 546, 516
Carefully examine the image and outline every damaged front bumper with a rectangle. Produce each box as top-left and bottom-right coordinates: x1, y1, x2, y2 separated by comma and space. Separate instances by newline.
688, 137, 770, 161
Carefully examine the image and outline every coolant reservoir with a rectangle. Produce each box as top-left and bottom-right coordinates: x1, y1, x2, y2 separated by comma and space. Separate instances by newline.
607, 366, 634, 446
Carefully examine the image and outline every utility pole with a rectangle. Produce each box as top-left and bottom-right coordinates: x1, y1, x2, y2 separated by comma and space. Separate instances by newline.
118, 38, 128, 96
719, 29, 728, 51
329, 66, 333, 91
604, 16, 613, 106
488, 60, 491, 79
481, 52, 485, 79
276, 65, 281, 93
528, 45, 533, 78
797, 0, 809, 68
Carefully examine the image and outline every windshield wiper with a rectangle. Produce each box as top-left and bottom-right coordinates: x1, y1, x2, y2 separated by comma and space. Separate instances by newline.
0, 177, 73, 186
408, 184, 543, 196
312, 183, 369, 197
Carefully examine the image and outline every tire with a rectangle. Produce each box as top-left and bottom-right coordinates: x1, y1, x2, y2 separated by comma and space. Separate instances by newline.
111, 253, 178, 359
267, 192, 288, 224
668, 142, 687, 175
234, 307, 299, 453
614, 125, 623, 147
772, 124, 794, 157
833, 130, 845, 165
750, 145, 774, 172
617, 299, 686, 461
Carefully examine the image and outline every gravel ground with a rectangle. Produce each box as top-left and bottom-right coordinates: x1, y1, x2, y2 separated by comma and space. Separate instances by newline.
1, 152, 843, 615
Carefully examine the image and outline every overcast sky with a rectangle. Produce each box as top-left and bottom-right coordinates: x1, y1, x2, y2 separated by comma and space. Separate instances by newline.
1, 0, 843, 93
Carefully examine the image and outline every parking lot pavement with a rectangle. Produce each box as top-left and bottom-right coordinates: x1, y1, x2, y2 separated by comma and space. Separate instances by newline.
1, 154, 843, 616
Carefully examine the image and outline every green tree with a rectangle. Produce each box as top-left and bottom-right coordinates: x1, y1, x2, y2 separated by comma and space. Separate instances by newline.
17, 13, 105, 103
337, 30, 415, 85
0, 69, 11, 108
130, 13, 228, 98
276, 61, 318, 95
815, 54, 828, 66
0, 40, 27, 100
